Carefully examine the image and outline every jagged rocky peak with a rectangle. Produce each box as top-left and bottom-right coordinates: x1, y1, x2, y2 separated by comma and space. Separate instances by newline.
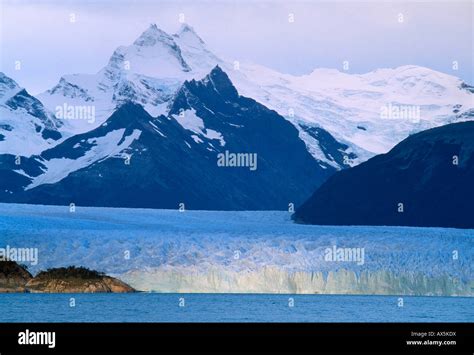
0, 72, 20, 89
0, 73, 63, 156
133, 23, 176, 47
175, 23, 205, 44
0, 74, 58, 127
105, 47, 126, 69
170, 65, 238, 114
0, 72, 21, 101
197, 65, 238, 98
0, 74, 62, 130
102, 100, 151, 129
106, 23, 191, 76
99, 47, 130, 85
49, 77, 94, 102
172, 23, 222, 75
177, 23, 197, 34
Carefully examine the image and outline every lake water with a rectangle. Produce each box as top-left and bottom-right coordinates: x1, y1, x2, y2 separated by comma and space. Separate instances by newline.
0, 293, 472, 322
1, 203, 473, 321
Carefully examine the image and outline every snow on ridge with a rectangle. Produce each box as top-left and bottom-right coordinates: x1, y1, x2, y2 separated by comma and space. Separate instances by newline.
175, 23, 206, 46
25, 128, 142, 190
296, 127, 342, 169
0, 107, 53, 156
0, 72, 22, 103
34, 25, 201, 136
19, 23, 474, 166
228, 61, 473, 159
0, 74, 64, 157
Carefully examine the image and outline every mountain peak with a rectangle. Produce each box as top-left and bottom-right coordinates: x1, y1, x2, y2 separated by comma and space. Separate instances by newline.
0, 72, 21, 101
100, 24, 191, 78
176, 24, 205, 44
178, 23, 194, 34
170, 66, 239, 115
170, 65, 239, 113
104, 101, 151, 129
203, 65, 238, 98
133, 24, 174, 47
0, 72, 18, 86
208, 65, 226, 80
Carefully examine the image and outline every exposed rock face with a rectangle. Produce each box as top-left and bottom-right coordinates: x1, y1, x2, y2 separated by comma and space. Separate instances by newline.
0, 264, 135, 293
25, 267, 135, 293
0, 261, 33, 292
8, 66, 334, 210
26, 276, 135, 293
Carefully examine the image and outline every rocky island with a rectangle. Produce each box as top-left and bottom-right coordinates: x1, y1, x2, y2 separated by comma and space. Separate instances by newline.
0, 261, 33, 292
0, 262, 135, 293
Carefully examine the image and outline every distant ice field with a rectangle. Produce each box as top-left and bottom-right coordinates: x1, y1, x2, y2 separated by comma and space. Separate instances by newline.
0, 203, 472, 296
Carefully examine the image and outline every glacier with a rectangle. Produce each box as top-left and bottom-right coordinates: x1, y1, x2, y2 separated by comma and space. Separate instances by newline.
0, 203, 472, 296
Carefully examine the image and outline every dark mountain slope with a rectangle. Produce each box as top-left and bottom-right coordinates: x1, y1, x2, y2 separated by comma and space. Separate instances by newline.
12, 67, 337, 210
293, 121, 474, 228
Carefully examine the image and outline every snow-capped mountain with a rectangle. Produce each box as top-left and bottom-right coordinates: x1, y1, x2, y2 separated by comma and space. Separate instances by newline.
229, 63, 474, 162
1, 23, 473, 210
173, 24, 222, 75
35, 23, 473, 166
36, 24, 221, 135
34, 23, 357, 169
6, 67, 335, 210
0, 73, 62, 156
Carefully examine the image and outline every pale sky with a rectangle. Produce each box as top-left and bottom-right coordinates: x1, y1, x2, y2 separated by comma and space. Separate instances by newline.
1, 0, 473, 94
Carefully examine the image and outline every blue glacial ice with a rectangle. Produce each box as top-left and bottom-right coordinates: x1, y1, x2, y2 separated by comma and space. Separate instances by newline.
0, 203, 472, 296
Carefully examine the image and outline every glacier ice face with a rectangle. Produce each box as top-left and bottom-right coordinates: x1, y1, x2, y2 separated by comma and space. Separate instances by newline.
121, 267, 472, 296
0, 203, 472, 296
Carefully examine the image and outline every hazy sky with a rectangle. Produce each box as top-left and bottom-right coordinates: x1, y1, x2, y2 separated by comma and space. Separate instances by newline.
1, 0, 472, 94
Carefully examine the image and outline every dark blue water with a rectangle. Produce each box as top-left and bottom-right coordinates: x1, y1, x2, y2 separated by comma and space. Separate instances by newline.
0, 294, 472, 322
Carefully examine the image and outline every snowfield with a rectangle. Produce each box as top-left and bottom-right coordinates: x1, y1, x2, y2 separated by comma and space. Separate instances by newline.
31, 24, 473, 167
227, 63, 474, 162
1, 203, 472, 296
